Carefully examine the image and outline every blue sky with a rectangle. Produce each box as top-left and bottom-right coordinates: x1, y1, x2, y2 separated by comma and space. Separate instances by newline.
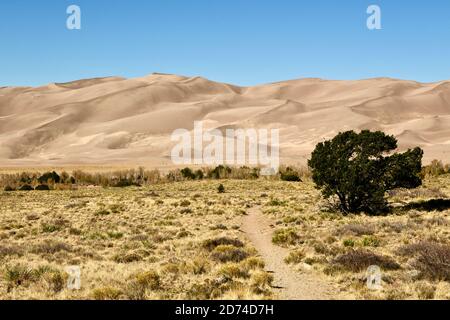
1, 0, 450, 86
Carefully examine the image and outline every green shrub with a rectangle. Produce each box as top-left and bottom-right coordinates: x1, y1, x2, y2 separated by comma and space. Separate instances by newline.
135, 270, 161, 290
180, 200, 191, 207
343, 239, 355, 247
284, 250, 305, 264
181, 167, 195, 180
194, 170, 204, 180
3, 265, 37, 289
309, 130, 423, 214
208, 165, 232, 179
242, 257, 265, 270
272, 228, 299, 246
268, 198, 285, 206
19, 185, 34, 191
113, 252, 143, 263
280, 167, 302, 182
38, 171, 60, 184
35, 184, 50, 191
107, 231, 124, 239
41, 223, 62, 233
217, 263, 249, 279
362, 236, 380, 247
92, 287, 123, 300
210, 245, 249, 263
95, 209, 111, 216
250, 271, 273, 293
202, 237, 244, 251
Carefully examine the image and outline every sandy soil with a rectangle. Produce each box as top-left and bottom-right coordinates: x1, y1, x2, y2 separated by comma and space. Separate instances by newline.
242, 207, 344, 300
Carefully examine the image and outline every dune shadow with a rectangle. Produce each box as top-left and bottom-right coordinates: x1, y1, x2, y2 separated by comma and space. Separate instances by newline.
402, 199, 450, 212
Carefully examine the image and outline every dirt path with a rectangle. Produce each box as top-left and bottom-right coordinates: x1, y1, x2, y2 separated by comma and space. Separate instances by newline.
242, 207, 342, 300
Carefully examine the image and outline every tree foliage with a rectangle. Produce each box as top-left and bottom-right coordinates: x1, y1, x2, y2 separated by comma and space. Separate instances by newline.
308, 130, 423, 214
38, 171, 61, 184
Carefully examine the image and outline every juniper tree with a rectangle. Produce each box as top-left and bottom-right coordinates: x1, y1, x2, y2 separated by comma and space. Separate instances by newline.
308, 130, 423, 214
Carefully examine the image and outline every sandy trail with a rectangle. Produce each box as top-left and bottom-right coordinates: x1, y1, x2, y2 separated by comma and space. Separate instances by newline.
242, 207, 342, 300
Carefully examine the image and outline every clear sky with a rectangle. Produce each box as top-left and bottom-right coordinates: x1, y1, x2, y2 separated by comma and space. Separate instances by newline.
1, 0, 450, 87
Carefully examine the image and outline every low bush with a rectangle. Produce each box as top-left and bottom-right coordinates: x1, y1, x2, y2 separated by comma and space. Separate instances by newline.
284, 250, 305, 264
41, 223, 62, 233
250, 271, 273, 293
210, 245, 249, 263
421, 160, 448, 177
135, 270, 161, 290
241, 257, 265, 270
343, 239, 355, 247
35, 184, 50, 191
180, 167, 204, 180
202, 237, 244, 251
0, 245, 24, 258
335, 223, 375, 236
217, 263, 249, 279
19, 185, 34, 191
272, 228, 299, 246
38, 171, 60, 184
415, 281, 436, 300
113, 252, 143, 263
397, 241, 450, 281
31, 240, 72, 255
91, 287, 123, 300
3, 265, 38, 291
403, 199, 450, 212
362, 236, 381, 247
207, 165, 232, 179
332, 249, 400, 272
113, 179, 141, 188
279, 167, 302, 182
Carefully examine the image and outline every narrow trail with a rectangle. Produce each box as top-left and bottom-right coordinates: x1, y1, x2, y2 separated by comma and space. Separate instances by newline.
242, 207, 343, 300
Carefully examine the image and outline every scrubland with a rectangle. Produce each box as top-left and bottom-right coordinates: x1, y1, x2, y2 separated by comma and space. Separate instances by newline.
0, 170, 449, 300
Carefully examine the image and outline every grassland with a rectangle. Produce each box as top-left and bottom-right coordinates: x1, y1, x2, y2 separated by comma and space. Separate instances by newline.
0, 174, 449, 300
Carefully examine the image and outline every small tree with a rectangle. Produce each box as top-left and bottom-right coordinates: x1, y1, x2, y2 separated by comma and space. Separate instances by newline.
38, 171, 60, 184
181, 167, 195, 180
279, 167, 302, 182
308, 130, 423, 214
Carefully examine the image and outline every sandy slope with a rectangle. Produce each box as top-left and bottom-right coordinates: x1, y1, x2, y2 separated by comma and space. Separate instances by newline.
0, 73, 449, 167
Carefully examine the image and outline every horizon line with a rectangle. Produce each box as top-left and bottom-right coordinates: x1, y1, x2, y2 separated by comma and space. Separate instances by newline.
2, 72, 450, 89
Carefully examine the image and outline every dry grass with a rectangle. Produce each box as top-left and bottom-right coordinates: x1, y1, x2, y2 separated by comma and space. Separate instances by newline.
1, 171, 449, 300
258, 174, 450, 300
0, 179, 275, 300
397, 242, 450, 281
332, 249, 400, 272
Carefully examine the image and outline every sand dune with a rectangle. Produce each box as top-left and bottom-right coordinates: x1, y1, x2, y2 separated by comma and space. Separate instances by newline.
0, 73, 449, 167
